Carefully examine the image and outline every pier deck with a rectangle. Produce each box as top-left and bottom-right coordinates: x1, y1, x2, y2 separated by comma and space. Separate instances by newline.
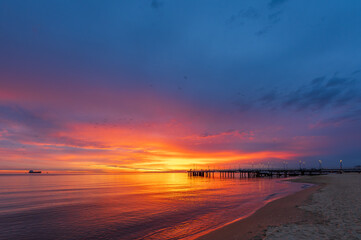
187, 168, 361, 178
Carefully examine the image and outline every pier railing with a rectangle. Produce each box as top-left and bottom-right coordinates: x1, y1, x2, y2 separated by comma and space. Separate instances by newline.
187, 168, 361, 178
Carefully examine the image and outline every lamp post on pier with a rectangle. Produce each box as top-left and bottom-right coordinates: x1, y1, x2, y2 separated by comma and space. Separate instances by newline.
340, 160, 343, 170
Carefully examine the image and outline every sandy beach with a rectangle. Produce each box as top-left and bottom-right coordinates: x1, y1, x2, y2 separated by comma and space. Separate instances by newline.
197, 173, 361, 240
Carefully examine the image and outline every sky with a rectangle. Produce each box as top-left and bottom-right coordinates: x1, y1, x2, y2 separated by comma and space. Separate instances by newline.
1, 0, 361, 172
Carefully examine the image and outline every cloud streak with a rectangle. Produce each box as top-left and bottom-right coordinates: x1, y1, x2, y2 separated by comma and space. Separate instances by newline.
259, 75, 360, 111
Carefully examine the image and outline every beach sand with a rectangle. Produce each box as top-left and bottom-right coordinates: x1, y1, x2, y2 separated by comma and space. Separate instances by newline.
197, 173, 361, 240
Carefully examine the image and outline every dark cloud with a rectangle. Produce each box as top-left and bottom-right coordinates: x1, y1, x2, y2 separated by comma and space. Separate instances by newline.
351, 70, 361, 75
0, 105, 56, 130
326, 77, 354, 87
227, 4, 284, 36
268, 10, 283, 24
255, 25, 272, 36
255, 5, 285, 36
259, 91, 278, 104
226, 7, 259, 25
284, 86, 339, 110
258, 75, 359, 111
0, 104, 100, 149
0, 105, 58, 147
316, 109, 361, 128
311, 76, 326, 85
232, 99, 253, 113
284, 76, 358, 110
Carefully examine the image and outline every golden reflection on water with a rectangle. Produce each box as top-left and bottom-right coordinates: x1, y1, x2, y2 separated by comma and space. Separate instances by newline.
0, 173, 305, 239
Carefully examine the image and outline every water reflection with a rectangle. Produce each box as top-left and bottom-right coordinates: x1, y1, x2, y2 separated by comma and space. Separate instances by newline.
0, 173, 304, 239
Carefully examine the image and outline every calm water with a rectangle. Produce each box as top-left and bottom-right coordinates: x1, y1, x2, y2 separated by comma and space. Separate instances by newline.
0, 173, 308, 239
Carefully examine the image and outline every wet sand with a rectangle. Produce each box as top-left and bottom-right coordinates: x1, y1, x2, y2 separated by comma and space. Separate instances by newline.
197, 173, 361, 240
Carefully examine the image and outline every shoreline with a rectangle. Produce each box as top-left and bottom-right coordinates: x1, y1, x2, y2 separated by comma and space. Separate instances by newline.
196, 176, 323, 240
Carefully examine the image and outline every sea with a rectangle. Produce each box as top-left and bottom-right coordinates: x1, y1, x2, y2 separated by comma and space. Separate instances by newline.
0, 173, 309, 240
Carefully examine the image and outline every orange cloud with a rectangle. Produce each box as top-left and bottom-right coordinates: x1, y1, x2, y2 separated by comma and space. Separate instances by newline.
4, 120, 306, 172
0, 80, 320, 173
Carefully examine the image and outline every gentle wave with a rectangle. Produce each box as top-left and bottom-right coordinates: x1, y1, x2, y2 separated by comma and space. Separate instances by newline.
0, 173, 304, 240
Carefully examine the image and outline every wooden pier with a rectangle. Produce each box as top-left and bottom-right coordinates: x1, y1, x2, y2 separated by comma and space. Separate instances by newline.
187, 168, 361, 178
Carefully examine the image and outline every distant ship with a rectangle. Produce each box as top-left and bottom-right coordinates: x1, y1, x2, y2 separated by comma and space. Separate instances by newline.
29, 170, 42, 174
